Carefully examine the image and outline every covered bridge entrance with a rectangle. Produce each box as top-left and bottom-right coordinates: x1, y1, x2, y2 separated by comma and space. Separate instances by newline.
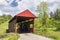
8, 9, 36, 33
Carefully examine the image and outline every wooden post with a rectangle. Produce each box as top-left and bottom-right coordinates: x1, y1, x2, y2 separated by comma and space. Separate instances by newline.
32, 19, 34, 32
15, 23, 18, 33
14, 16, 18, 33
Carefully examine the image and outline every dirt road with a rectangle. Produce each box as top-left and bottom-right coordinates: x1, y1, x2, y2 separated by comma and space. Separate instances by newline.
18, 33, 54, 40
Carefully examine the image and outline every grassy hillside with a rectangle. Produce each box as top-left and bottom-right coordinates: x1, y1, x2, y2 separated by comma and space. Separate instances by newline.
34, 18, 60, 40
0, 14, 12, 34
0, 15, 19, 40
0, 21, 9, 34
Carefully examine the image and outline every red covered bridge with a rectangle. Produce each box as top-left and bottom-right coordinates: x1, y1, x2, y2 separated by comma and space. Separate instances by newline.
8, 9, 36, 33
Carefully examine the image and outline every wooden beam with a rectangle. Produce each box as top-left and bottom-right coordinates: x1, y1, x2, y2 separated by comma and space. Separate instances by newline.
32, 19, 34, 32
14, 17, 17, 33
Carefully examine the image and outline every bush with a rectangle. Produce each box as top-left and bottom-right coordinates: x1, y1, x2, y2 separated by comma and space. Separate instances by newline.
34, 18, 60, 40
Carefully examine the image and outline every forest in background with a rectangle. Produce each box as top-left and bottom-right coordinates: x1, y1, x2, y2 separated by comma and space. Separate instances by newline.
0, 14, 12, 25
34, 2, 60, 40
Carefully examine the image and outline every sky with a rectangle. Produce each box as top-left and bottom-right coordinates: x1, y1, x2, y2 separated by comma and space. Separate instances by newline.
0, 0, 60, 16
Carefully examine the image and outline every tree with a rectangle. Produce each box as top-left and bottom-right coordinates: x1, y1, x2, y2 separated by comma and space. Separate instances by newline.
0, 14, 12, 24
37, 2, 48, 26
50, 12, 54, 18
54, 8, 60, 19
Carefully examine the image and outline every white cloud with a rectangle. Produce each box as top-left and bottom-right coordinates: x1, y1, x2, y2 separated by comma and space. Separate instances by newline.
0, 10, 10, 16
47, 0, 55, 3
0, 0, 60, 16
0, 0, 4, 3
0, 0, 36, 16
0, 11, 3, 16
49, 4, 58, 12
3, 12, 9, 15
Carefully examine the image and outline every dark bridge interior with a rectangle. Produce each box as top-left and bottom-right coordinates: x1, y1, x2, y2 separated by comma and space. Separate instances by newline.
18, 22, 29, 33
17, 16, 34, 33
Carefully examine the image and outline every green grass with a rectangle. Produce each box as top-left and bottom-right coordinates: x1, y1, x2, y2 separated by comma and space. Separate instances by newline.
34, 18, 60, 40
0, 33, 20, 40
34, 29, 60, 40
48, 32, 60, 40
0, 21, 8, 34
0, 21, 20, 40
45, 31, 60, 40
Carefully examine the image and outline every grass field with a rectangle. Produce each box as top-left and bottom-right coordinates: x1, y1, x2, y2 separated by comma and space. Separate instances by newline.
34, 28, 60, 40
0, 21, 19, 40
0, 21, 8, 34
34, 18, 60, 40
0, 33, 19, 40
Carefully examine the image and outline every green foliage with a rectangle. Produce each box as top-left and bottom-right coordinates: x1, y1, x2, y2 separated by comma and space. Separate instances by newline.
50, 12, 54, 18
54, 20, 60, 31
0, 14, 12, 34
50, 8, 60, 19
35, 1, 60, 40
34, 18, 56, 32
0, 14, 12, 25
0, 15, 19, 40
0, 21, 8, 34
0, 33, 19, 40
34, 19, 60, 40
37, 2, 48, 14
37, 2, 49, 26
